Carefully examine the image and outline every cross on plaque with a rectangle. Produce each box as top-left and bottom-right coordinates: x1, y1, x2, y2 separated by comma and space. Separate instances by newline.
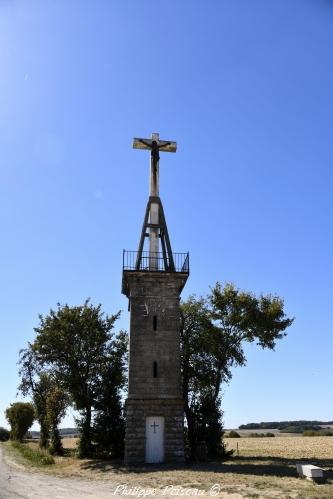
150, 421, 159, 433
133, 133, 177, 272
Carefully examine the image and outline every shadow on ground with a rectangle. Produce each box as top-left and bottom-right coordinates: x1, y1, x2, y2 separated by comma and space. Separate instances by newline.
79, 456, 333, 480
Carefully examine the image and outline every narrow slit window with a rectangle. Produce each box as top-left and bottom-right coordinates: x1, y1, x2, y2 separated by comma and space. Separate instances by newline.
153, 361, 157, 378
153, 315, 157, 331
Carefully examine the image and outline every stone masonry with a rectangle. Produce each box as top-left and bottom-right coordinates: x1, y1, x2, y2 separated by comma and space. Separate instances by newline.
122, 271, 188, 464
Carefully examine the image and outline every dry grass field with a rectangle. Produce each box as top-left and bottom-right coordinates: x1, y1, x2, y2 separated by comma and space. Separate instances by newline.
227, 435, 333, 460
15, 436, 332, 498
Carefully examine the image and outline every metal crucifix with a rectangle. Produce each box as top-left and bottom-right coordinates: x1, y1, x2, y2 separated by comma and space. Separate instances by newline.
133, 133, 177, 197
133, 133, 177, 272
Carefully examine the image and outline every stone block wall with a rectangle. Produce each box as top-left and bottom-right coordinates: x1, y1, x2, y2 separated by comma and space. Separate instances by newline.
122, 271, 188, 464
125, 398, 184, 464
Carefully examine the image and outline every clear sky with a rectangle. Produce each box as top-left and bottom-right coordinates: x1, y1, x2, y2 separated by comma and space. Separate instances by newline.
1, 0, 332, 430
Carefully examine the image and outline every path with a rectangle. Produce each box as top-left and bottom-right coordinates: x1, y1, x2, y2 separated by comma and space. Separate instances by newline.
0, 446, 121, 499
0, 445, 238, 498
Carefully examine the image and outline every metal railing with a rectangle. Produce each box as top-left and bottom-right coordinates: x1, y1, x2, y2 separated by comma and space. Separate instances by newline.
123, 250, 189, 274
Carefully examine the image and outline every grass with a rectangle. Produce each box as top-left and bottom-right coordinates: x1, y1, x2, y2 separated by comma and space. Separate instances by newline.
8, 440, 55, 466
3, 437, 333, 498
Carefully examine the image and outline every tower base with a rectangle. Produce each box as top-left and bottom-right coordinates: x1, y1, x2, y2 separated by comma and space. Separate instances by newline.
124, 398, 185, 465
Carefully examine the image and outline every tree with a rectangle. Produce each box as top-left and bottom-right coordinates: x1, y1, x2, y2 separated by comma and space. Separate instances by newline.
19, 346, 69, 453
31, 300, 124, 458
0, 427, 10, 441
18, 347, 52, 448
93, 330, 128, 457
181, 296, 224, 459
227, 431, 241, 438
5, 402, 35, 441
46, 385, 69, 455
181, 282, 294, 459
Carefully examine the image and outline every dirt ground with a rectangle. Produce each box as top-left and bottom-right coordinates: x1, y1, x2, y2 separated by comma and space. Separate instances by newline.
2, 436, 333, 498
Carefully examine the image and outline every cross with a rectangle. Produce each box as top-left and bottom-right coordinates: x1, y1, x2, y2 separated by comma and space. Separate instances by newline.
150, 421, 159, 433
133, 133, 177, 197
133, 133, 177, 270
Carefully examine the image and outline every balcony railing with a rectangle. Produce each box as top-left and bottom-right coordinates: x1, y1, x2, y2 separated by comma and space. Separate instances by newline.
123, 250, 189, 274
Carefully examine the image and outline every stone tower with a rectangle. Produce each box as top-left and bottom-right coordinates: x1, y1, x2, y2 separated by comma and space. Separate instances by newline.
122, 133, 189, 464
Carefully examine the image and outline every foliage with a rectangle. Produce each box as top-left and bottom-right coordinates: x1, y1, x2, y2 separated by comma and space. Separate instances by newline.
239, 420, 333, 430
46, 386, 69, 455
282, 425, 322, 433
5, 402, 35, 442
193, 393, 229, 458
29, 427, 79, 439
18, 348, 52, 448
0, 427, 10, 441
10, 440, 54, 465
30, 300, 126, 458
249, 432, 275, 438
239, 423, 262, 429
303, 430, 333, 436
93, 330, 128, 458
181, 282, 293, 460
181, 296, 226, 459
18, 347, 69, 452
57, 428, 79, 436
227, 431, 241, 438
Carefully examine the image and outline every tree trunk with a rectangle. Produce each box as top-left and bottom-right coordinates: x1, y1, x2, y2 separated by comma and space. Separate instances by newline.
181, 335, 196, 460
78, 406, 93, 458
39, 417, 50, 449
184, 401, 197, 460
49, 424, 63, 455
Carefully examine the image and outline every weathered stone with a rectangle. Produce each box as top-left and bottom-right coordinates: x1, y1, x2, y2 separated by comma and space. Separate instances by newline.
122, 272, 188, 464
296, 463, 325, 482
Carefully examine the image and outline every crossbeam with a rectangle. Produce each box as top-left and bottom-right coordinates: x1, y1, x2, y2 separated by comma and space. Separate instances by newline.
133, 134, 177, 153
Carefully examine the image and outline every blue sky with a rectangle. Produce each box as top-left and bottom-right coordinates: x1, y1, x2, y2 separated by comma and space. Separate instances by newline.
1, 0, 332, 430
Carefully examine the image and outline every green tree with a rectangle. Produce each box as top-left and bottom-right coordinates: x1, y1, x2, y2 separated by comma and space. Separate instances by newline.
93, 330, 128, 457
5, 402, 35, 441
181, 282, 294, 459
46, 385, 69, 455
19, 346, 69, 453
227, 431, 241, 438
18, 347, 52, 448
31, 300, 123, 458
0, 427, 10, 441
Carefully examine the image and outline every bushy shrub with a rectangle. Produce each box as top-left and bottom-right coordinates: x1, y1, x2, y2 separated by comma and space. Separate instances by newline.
303, 430, 333, 437
282, 425, 321, 433
249, 432, 275, 438
5, 402, 35, 442
227, 431, 241, 438
0, 427, 10, 441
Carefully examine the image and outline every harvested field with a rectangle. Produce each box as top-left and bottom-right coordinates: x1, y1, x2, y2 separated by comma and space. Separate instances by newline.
226, 435, 333, 460
58, 436, 78, 449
